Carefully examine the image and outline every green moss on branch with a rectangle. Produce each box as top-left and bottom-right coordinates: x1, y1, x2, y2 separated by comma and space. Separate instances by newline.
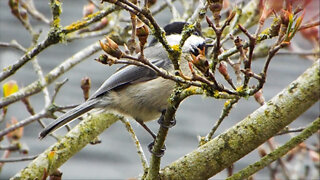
160, 60, 319, 179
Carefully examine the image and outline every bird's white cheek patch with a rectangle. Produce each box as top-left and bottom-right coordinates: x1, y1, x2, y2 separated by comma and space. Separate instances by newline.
166, 34, 205, 53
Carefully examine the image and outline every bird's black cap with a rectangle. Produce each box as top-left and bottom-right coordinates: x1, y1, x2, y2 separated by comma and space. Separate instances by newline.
149, 22, 202, 46
164, 22, 201, 36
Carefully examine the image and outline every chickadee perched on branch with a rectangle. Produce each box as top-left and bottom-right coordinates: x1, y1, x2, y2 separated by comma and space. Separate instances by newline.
39, 22, 207, 153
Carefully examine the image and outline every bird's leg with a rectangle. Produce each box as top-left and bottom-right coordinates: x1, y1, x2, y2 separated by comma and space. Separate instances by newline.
136, 120, 166, 157
157, 110, 176, 128
147, 141, 166, 157
136, 120, 156, 139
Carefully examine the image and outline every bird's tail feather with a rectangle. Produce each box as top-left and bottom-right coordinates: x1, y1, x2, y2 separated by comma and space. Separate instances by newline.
39, 99, 98, 139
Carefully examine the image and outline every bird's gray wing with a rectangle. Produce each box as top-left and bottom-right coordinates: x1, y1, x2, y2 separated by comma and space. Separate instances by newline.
91, 46, 171, 98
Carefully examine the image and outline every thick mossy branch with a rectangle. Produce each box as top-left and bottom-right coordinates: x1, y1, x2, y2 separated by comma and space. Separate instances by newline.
11, 113, 120, 180
146, 86, 185, 180
160, 60, 319, 180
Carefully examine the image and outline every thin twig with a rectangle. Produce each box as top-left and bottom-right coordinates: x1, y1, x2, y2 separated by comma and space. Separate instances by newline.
151, 0, 177, 15
89, 0, 103, 10
204, 98, 240, 142
207, 11, 236, 74
67, 28, 112, 41
266, 139, 290, 180
238, 24, 256, 89
299, 20, 320, 31
0, 155, 38, 163
115, 0, 173, 54
226, 117, 320, 180
277, 51, 320, 56
276, 127, 305, 136
121, 55, 205, 88
0, 40, 26, 52
31, 58, 51, 107
0, 110, 49, 139
0, 6, 118, 82
0, 41, 102, 108
248, 42, 288, 96
51, 79, 69, 103
0, 144, 19, 151
21, 0, 50, 24
119, 119, 148, 173
165, 0, 181, 21
0, 99, 76, 140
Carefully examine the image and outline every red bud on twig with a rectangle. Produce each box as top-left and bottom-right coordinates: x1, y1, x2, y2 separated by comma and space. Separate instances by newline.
81, 77, 91, 101
254, 89, 265, 106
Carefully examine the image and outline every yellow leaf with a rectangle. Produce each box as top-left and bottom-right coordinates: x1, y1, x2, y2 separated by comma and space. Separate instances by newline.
3, 80, 19, 97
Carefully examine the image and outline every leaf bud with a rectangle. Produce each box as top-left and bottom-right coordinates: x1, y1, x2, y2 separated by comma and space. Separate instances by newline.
99, 36, 123, 59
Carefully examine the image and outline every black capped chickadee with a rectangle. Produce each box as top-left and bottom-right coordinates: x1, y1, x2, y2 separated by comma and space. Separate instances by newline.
39, 22, 206, 142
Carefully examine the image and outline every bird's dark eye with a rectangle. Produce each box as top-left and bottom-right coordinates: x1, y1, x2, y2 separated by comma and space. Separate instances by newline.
197, 43, 205, 51
193, 29, 202, 37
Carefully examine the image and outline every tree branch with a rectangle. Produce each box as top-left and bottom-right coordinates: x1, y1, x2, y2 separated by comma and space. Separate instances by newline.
11, 59, 319, 180
0, 41, 102, 108
159, 60, 319, 179
0, 5, 118, 82
11, 113, 121, 179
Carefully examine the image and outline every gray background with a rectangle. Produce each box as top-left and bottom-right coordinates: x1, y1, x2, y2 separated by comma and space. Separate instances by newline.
0, 0, 318, 179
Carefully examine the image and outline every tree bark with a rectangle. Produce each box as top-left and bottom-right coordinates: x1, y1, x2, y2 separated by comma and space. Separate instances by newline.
11, 113, 120, 180
160, 60, 319, 180
11, 60, 319, 180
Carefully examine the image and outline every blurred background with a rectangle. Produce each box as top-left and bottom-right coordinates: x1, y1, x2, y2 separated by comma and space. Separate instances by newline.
0, 0, 318, 179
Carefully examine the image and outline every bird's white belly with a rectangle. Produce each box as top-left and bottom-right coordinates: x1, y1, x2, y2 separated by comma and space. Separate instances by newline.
106, 77, 175, 122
